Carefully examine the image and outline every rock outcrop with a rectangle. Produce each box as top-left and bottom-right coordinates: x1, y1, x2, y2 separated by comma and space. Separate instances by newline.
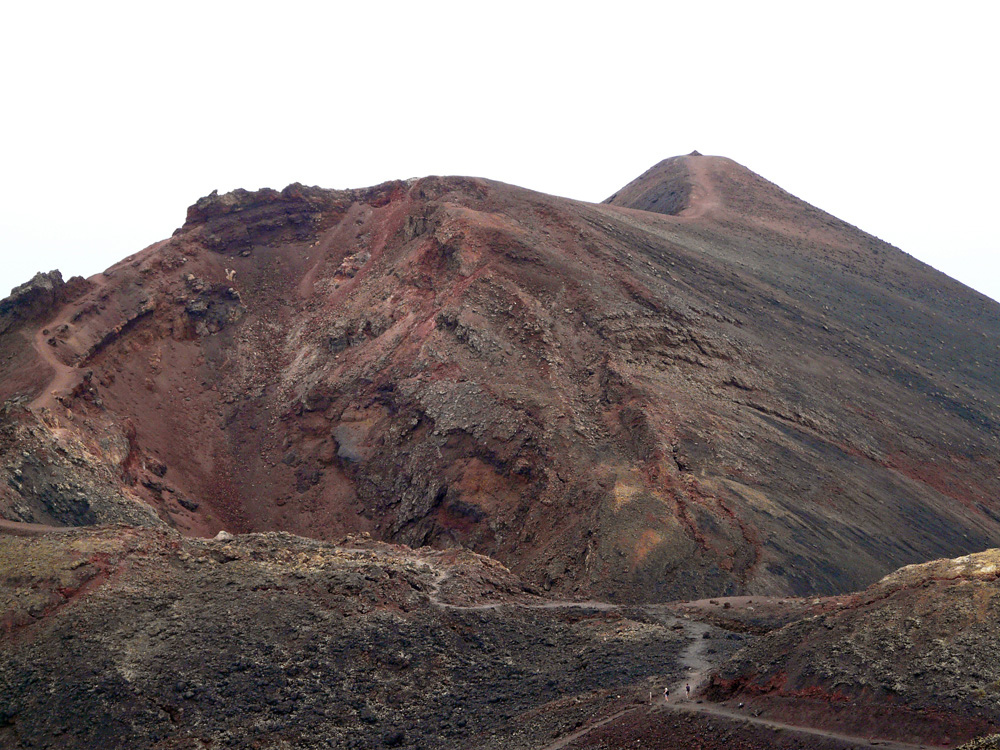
1, 271, 64, 336
0, 402, 161, 528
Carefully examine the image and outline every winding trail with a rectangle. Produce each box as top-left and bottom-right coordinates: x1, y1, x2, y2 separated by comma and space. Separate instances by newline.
421, 575, 948, 750
643, 604, 715, 700
425, 569, 618, 614
0, 519, 72, 537
661, 700, 938, 750
26, 269, 113, 413
535, 705, 640, 750
28, 320, 79, 412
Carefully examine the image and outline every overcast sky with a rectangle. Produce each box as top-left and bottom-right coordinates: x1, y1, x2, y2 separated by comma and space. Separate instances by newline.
2, 1, 998, 303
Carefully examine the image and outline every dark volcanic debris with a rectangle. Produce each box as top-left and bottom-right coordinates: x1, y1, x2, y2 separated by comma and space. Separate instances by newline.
0, 528, 686, 750
0, 402, 161, 528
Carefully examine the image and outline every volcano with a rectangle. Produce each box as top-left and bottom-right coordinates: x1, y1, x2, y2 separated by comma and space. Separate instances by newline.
2, 153, 999, 603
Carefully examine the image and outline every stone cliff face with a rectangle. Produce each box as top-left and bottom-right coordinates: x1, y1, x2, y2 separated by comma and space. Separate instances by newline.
2, 155, 1000, 602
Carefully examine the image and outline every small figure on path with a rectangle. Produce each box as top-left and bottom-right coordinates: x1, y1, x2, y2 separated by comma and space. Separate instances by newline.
663, 686, 669, 702
685, 683, 691, 699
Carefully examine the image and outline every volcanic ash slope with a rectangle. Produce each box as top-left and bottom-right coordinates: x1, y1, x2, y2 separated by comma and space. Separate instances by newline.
1, 155, 999, 602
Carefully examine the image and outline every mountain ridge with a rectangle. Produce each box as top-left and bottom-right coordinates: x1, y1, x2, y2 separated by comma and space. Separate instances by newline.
1, 156, 998, 603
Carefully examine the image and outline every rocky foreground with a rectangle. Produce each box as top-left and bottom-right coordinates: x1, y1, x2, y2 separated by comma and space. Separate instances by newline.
6, 525, 1000, 748
0, 526, 746, 750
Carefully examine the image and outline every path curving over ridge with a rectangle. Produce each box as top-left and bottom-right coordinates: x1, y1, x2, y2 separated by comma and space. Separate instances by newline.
419, 570, 953, 750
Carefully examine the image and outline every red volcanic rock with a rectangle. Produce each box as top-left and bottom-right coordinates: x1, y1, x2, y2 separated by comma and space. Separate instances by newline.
1, 156, 1000, 602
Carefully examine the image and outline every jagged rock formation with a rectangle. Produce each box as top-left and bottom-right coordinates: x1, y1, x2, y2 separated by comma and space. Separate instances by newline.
0, 271, 93, 335
707, 548, 1000, 744
1, 155, 1000, 602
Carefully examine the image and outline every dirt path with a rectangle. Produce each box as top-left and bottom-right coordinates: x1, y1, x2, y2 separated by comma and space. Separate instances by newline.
534, 705, 641, 750
435, 597, 619, 613
531, 612, 721, 750
425, 569, 618, 613
678, 155, 723, 220
422, 584, 947, 750
644, 608, 939, 749
653, 610, 714, 700
537, 698, 940, 750
535, 686, 940, 750
28, 322, 79, 412
0, 519, 72, 536
26, 270, 112, 413
660, 701, 938, 750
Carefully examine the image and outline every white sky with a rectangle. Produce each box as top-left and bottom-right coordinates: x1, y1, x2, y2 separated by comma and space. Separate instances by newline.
2, 1, 998, 302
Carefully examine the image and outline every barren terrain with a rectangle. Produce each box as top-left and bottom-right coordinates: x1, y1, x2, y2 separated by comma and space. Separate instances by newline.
0, 527, 736, 749
2, 155, 1000, 603
2, 154, 1000, 747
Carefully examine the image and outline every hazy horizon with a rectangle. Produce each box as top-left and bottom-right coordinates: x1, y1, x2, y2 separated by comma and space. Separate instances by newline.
3, 2, 997, 302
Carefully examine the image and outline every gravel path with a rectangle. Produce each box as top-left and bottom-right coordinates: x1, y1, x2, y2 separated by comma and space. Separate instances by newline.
434, 591, 949, 750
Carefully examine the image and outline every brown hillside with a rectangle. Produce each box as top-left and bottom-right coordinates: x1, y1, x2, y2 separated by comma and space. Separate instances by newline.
2, 156, 999, 601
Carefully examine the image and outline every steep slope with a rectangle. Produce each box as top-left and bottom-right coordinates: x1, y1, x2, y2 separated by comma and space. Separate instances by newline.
707, 548, 1000, 745
1, 156, 999, 601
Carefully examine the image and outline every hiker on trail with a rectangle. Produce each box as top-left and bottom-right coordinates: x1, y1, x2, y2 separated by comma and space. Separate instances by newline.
685, 683, 690, 699
663, 686, 669, 701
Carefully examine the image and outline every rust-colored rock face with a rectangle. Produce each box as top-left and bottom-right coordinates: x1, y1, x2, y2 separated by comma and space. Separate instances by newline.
2, 155, 1000, 602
